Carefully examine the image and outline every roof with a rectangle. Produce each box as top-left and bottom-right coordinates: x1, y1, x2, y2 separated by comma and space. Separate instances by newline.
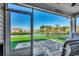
26, 3, 79, 17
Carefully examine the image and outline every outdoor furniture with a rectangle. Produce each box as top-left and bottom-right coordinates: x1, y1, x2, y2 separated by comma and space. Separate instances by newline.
62, 40, 79, 56
41, 40, 63, 56
33, 40, 63, 56
33, 41, 46, 56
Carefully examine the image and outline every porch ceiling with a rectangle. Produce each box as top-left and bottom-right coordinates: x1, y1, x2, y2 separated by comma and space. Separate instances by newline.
26, 3, 79, 17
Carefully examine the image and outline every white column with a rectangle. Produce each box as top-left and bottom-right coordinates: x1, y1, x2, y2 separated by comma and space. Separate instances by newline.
69, 17, 76, 39
70, 17, 73, 39
73, 17, 76, 33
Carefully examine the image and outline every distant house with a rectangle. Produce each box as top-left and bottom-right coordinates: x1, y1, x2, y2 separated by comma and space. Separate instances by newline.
33, 29, 39, 32
23, 29, 27, 32
11, 28, 27, 32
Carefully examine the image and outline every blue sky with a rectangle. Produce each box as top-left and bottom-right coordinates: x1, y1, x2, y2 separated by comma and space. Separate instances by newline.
11, 10, 70, 29
11, 12, 31, 29
34, 10, 70, 29
10, 4, 70, 29
77, 17, 79, 26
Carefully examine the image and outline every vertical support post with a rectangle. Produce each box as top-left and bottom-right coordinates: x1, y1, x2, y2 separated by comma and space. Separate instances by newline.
73, 17, 76, 33
4, 3, 10, 56
69, 16, 76, 39
70, 17, 73, 39
5, 3, 10, 56
3, 3, 6, 56
31, 8, 33, 56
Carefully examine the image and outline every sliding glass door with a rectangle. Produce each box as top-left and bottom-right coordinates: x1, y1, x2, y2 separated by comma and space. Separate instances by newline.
10, 11, 32, 56
7, 4, 32, 56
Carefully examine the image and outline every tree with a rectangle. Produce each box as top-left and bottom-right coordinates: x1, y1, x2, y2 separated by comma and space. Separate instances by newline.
45, 26, 52, 33
54, 24, 60, 33
45, 26, 52, 38
61, 26, 67, 33
40, 25, 53, 38
40, 25, 46, 33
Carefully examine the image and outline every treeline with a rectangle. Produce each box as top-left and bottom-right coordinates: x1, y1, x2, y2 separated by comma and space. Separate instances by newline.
39, 24, 69, 33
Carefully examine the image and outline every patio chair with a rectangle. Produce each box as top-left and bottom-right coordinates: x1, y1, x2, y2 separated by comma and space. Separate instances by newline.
62, 40, 79, 56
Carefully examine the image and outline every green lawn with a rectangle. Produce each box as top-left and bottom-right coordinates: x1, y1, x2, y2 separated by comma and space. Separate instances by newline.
11, 36, 47, 42
11, 34, 68, 49
11, 35, 47, 49
11, 35, 66, 42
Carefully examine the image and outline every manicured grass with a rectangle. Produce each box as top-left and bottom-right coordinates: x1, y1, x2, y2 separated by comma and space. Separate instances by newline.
11, 35, 47, 42
11, 35, 65, 42
11, 33, 68, 42
11, 36, 31, 42
11, 34, 67, 49
11, 35, 47, 49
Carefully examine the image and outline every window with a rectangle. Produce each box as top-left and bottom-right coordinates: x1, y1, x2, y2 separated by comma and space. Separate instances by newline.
33, 10, 70, 55
33, 10, 70, 42
8, 4, 32, 12
10, 11, 31, 50
76, 17, 79, 33
8, 4, 70, 55
7, 4, 33, 56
